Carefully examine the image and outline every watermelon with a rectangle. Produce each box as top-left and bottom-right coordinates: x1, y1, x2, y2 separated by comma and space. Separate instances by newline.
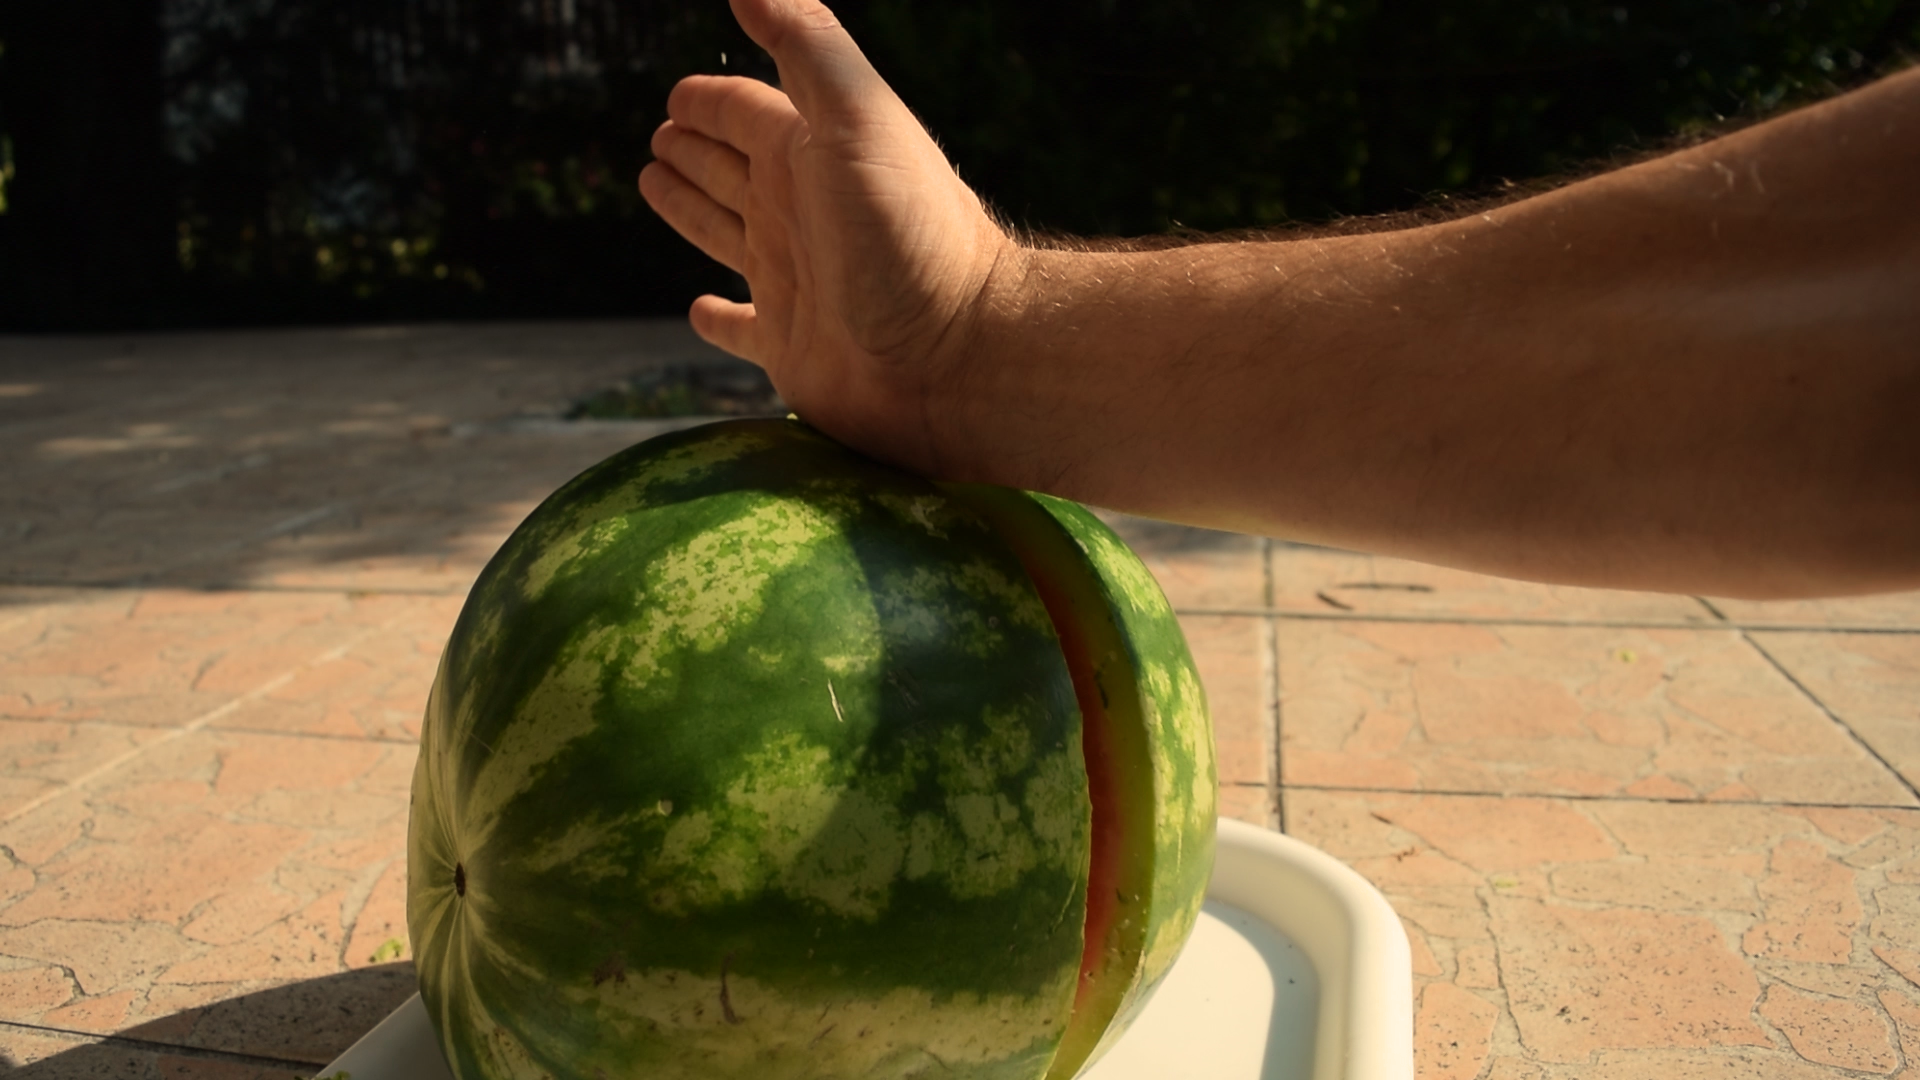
408, 418, 1216, 1080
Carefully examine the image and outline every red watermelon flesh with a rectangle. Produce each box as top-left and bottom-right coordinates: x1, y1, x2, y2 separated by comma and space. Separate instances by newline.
1018, 564, 1125, 1011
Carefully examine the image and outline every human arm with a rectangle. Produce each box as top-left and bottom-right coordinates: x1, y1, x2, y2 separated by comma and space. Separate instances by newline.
956, 66, 1920, 599
640, 0, 1920, 599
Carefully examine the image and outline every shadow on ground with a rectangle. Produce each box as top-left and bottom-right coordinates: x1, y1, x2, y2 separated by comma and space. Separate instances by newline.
1, 319, 1273, 598
0, 963, 417, 1077
0, 322, 759, 593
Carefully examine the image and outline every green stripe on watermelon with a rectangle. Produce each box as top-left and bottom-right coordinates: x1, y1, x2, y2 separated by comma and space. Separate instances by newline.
936, 486, 1217, 1080
409, 420, 1093, 1080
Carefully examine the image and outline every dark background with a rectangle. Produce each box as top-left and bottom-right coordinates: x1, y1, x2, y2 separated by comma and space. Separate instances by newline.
0, 0, 1914, 332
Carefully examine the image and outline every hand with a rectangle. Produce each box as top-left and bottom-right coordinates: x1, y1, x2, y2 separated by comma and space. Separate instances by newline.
638, 0, 1019, 475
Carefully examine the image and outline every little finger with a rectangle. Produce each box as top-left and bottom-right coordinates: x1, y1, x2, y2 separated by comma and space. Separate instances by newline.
638, 160, 748, 274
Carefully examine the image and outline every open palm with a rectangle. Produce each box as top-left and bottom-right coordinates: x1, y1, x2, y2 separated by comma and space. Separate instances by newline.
638, 0, 1016, 474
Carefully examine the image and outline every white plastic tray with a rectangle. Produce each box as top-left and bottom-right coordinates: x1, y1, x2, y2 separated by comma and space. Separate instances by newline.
318, 818, 1412, 1080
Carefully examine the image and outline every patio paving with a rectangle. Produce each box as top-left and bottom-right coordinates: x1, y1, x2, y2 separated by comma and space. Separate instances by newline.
2, 319, 1918, 1078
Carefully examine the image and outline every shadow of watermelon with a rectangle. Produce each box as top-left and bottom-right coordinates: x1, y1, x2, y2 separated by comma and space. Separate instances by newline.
0, 962, 417, 1077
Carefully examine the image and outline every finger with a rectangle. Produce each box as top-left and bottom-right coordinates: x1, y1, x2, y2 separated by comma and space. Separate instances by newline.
650, 121, 751, 214
688, 295, 761, 364
666, 75, 801, 164
725, 0, 893, 129
638, 160, 748, 274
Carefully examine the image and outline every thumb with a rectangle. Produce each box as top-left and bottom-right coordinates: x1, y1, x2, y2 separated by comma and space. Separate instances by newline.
727, 0, 893, 128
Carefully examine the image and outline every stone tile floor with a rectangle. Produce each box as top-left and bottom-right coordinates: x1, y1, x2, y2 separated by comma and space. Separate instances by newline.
1, 320, 1917, 1078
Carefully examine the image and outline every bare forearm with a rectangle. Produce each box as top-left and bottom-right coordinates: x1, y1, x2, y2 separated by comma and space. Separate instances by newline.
945, 68, 1920, 599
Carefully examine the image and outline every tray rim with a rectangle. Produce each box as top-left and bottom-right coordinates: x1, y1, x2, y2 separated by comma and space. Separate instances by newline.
1209, 817, 1414, 1080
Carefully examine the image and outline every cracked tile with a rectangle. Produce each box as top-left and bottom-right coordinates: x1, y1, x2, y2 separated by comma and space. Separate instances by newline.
0, 728, 412, 1059
1758, 982, 1899, 1074
1179, 614, 1271, 788
1752, 630, 1920, 795
1279, 621, 1916, 805
0, 589, 427, 729
1285, 790, 1920, 1076
0, 719, 173, 819
1707, 590, 1920, 631
1416, 982, 1498, 1080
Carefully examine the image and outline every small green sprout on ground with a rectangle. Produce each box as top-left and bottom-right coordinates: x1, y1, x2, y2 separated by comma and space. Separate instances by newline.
368, 937, 407, 964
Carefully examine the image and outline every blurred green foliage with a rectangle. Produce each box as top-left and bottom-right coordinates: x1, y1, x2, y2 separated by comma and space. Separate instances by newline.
0, 136, 14, 216
146, 0, 753, 326
0, 0, 1914, 330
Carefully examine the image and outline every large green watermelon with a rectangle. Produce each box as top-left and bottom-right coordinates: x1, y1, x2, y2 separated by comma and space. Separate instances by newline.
408, 418, 1215, 1080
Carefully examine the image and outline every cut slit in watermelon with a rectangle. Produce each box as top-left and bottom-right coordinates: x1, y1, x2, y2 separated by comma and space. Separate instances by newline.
1024, 568, 1124, 1014
937, 484, 1161, 1080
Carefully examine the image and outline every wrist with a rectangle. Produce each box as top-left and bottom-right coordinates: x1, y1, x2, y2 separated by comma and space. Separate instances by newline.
921, 232, 1053, 487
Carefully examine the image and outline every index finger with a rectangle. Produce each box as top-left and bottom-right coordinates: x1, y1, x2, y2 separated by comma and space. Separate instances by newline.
666, 75, 801, 163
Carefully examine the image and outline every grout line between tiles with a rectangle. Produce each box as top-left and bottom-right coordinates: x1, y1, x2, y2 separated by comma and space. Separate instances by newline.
1260, 538, 1276, 611
6, 585, 1920, 637
1172, 607, 1920, 635
0, 576, 470, 597
0, 713, 421, 746
1740, 631, 1920, 806
1, 612, 414, 826
1262, 614, 1282, 834
1276, 780, 1920, 811
0, 1017, 328, 1070
1261, 537, 1284, 834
